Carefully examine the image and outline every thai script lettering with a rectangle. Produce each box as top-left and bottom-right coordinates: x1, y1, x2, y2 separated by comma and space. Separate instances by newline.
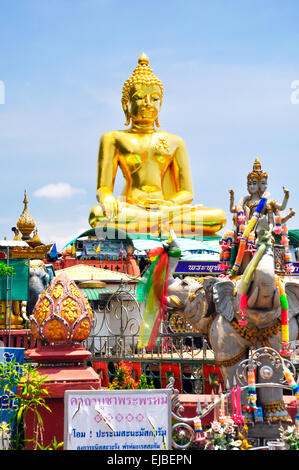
175, 261, 220, 273
77, 443, 120, 450
95, 427, 167, 438
76, 443, 161, 450
122, 443, 161, 450
292, 263, 299, 274
70, 395, 168, 407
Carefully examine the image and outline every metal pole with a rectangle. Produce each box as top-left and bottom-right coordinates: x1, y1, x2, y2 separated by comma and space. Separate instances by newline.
8, 272, 13, 348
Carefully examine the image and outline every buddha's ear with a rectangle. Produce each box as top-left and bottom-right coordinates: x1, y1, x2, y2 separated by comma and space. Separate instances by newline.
122, 102, 131, 126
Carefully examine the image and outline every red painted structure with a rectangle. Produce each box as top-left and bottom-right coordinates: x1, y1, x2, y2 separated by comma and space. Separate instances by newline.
92, 361, 297, 425
93, 361, 225, 395
0, 329, 38, 348
24, 345, 99, 450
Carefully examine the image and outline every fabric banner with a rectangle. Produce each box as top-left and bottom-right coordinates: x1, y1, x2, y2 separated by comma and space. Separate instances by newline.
137, 248, 169, 349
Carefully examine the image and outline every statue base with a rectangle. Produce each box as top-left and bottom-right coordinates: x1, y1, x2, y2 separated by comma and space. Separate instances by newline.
24, 344, 99, 449
247, 422, 286, 442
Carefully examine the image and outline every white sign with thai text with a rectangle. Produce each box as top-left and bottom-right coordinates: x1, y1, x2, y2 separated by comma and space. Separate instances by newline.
64, 389, 172, 451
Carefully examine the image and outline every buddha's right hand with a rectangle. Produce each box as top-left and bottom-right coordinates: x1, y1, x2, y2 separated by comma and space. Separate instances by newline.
101, 195, 119, 220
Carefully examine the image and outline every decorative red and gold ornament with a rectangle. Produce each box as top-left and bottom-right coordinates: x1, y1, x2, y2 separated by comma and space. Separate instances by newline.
30, 272, 93, 345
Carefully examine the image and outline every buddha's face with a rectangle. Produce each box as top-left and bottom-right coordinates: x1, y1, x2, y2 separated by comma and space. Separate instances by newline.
259, 177, 268, 195
128, 84, 162, 124
247, 178, 259, 196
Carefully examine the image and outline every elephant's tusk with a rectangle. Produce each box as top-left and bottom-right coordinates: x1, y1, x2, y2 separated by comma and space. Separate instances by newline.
247, 286, 259, 309
168, 295, 183, 308
272, 286, 280, 309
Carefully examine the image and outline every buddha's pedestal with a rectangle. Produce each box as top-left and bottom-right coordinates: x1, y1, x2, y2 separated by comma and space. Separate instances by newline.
24, 345, 99, 450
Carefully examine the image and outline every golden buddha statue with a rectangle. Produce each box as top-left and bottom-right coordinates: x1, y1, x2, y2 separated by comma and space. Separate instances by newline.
89, 53, 226, 238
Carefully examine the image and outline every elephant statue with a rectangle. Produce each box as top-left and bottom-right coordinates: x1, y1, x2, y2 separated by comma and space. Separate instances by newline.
161, 158, 299, 424
209, 247, 299, 423
164, 229, 299, 423
26, 259, 52, 316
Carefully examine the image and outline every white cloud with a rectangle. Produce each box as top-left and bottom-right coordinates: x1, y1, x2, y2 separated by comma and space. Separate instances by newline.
33, 182, 86, 200
37, 218, 88, 251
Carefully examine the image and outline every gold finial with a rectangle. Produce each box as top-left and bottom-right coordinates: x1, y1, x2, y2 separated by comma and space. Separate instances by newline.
16, 190, 36, 239
253, 158, 261, 172
23, 190, 28, 209
138, 52, 149, 66
247, 158, 268, 182
121, 53, 164, 106
11, 227, 22, 241
30, 228, 41, 248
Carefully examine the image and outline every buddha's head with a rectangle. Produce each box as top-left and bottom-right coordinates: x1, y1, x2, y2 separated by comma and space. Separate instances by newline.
247, 158, 268, 197
121, 53, 164, 127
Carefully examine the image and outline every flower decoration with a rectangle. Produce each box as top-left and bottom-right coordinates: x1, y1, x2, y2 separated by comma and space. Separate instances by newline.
197, 419, 252, 451
279, 424, 299, 450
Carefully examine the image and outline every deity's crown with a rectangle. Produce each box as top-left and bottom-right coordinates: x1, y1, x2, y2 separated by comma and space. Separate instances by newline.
247, 158, 268, 182
121, 53, 164, 106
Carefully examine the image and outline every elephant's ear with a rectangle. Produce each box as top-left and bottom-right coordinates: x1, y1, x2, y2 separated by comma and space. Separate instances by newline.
213, 280, 236, 322
285, 280, 299, 317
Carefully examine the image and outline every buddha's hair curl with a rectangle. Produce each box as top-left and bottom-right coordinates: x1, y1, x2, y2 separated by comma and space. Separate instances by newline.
121, 56, 164, 107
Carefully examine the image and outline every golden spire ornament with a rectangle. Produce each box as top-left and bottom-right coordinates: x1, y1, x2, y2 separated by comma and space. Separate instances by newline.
16, 190, 36, 239
247, 158, 268, 182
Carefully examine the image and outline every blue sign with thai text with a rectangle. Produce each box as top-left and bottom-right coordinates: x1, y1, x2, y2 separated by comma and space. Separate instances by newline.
175, 261, 221, 275
0, 348, 24, 431
175, 261, 299, 275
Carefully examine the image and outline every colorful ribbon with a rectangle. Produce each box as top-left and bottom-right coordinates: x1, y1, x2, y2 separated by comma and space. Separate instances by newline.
280, 225, 294, 273
244, 368, 258, 412
283, 365, 299, 398
275, 276, 292, 356
274, 215, 282, 235
194, 416, 203, 441
231, 197, 267, 275
231, 385, 244, 424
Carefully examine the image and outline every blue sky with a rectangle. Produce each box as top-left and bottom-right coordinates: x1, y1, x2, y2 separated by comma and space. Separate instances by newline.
1, 0, 299, 248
